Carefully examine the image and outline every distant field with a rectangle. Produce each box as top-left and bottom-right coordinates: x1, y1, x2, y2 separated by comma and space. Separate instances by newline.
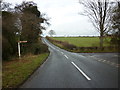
52, 37, 111, 47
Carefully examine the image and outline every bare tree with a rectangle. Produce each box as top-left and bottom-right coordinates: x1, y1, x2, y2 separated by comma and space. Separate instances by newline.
48, 30, 56, 37
79, 0, 114, 49
110, 1, 120, 46
1, 1, 13, 11
111, 1, 120, 33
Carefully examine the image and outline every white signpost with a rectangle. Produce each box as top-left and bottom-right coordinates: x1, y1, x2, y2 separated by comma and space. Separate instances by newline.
18, 41, 27, 59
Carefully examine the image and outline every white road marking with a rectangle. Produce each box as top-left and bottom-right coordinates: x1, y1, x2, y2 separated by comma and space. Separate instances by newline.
64, 55, 68, 59
49, 45, 55, 50
71, 62, 91, 81
102, 60, 106, 62
51, 47, 54, 49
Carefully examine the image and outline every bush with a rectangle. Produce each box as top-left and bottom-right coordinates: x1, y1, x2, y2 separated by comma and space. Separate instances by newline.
2, 37, 12, 60
33, 43, 49, 55
46, 37, 77, 50
2, 37, 17, 60
62, 42, 77, 50
21, 42, 49, 55
110, 37, 120, 46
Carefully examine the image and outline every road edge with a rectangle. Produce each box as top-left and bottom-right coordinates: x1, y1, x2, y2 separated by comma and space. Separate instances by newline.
18, 51, 51, 88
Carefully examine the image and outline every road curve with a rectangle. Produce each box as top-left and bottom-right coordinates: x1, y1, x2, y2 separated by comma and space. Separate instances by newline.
21, 38, 118, 88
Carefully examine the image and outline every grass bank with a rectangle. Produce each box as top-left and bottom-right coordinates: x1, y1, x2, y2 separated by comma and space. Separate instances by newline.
2, 53, 49, 88
47, 37, 118, 53
51, 37, 110, 47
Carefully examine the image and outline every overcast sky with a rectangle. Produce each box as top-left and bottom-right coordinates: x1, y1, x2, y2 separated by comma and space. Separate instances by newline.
4, 0, 100, 36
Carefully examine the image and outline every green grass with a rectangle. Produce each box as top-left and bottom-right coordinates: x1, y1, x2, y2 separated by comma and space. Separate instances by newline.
52, 37, 111, 47
2, 53, 49, 88
48, 37, 118, 53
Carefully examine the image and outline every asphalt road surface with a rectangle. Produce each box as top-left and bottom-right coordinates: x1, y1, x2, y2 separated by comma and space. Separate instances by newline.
21, 38, 119, 88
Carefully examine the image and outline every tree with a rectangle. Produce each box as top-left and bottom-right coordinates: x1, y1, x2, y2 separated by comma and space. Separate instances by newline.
111, 1, 120, 34
14, 1, 50, 54
1, 1, 14, 11
2, 11, 19, 60
2, 1, 50, 59
48, 30, 56, 37
15, 1, 42, 43
1, 1, 20, 60
110, 1, 120, 46
79, 0, 113, 50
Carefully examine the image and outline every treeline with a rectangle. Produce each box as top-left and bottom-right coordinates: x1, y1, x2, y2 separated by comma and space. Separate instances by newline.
2, 1, 49, 60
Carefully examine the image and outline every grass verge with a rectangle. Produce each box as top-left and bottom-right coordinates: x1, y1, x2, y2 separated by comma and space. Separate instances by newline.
2, 53, 49, 88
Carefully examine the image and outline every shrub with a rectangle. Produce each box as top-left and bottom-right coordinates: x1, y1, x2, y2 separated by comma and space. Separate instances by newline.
110, 37, 120, 46
33, 43, 49, 54
47, 37, 77, 50
2, 37, 12, 60
62, 42, 77, 50
21, 42, 49, 55
2, 37, 17, 60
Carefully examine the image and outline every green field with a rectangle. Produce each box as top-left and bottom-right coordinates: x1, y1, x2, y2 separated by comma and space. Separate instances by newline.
52, 37, 110, 47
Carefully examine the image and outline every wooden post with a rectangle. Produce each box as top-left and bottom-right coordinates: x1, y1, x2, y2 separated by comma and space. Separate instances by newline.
18, 42, 21, 59
18, 41, 27, 59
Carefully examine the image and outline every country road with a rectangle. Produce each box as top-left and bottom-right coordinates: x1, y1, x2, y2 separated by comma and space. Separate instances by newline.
21, 38, 119, 88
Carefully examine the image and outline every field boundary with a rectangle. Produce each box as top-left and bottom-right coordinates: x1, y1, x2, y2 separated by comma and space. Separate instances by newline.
46, 37, 119, 53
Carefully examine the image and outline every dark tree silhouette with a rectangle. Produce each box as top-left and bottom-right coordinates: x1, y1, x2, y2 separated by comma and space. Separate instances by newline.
15, 1, 43, 43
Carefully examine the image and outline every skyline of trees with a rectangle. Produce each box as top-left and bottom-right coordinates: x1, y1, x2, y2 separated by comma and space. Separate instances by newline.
2, 1, 49, 60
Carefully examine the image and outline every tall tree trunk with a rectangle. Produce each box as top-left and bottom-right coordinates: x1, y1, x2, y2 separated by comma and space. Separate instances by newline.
100, 36, 103, 50
100, 28, 104, 50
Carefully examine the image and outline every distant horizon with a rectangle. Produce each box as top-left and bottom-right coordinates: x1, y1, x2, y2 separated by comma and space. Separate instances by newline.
42, 34, 100, 37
